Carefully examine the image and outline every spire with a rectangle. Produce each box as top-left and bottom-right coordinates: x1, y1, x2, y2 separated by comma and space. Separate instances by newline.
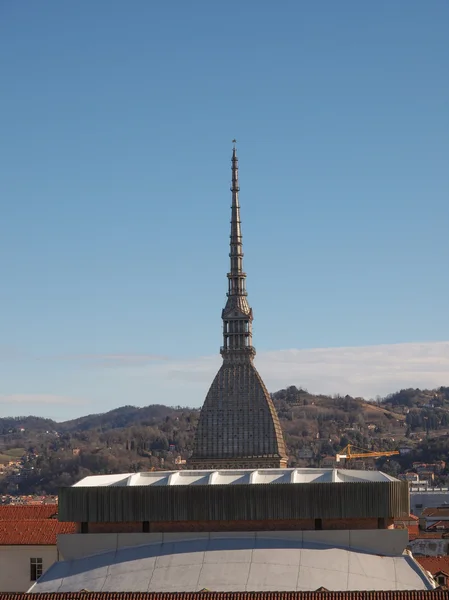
221, 142, 255, 360
230, 141, 243, 280
189, 144, 288, 470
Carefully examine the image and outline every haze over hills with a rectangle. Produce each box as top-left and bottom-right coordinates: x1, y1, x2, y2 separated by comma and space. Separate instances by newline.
1, 385, 449, 494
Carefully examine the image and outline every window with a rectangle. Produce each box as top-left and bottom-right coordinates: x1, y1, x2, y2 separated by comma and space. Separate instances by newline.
437, 575, 446, 586
30, 558, 43, 581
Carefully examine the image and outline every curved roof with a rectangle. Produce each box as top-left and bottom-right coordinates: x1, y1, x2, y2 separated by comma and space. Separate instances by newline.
30, 537, 433, 593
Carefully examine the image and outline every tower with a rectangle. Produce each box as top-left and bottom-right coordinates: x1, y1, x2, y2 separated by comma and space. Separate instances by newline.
189, 144, 288, 469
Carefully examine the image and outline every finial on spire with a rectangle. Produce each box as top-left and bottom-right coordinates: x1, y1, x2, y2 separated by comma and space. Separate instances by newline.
231, 142, 239, 193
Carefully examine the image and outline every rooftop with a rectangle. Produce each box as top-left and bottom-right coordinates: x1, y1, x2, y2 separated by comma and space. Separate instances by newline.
409, 532, 447, 541
418, 557, 449, 576
0, 505, 58, 520
73, 468, 397, 488
8, 593, 449, 600
428, 521, 449, 531
422, 508, 449, 518
0, 519, 76, 545
31, 535, 433, 592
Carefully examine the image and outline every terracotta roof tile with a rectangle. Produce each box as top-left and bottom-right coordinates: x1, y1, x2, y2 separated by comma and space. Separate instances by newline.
0, 594, 448, 600
422, 507, 449, 518
410, 532, 446, 540
0, 519, 75, 545
418, 557, 449, 576
0, 505, 58, 520
428, 521, 449, 531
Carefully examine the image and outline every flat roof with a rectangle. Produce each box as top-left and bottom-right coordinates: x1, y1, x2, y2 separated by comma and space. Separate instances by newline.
73, 468, 398, 488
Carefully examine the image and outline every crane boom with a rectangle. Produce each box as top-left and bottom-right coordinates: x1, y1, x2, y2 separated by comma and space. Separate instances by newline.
336, 444, 400, 462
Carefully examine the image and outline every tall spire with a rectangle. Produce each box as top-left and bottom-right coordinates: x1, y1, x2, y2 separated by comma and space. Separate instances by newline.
221, 142, 255, 361
229, 142, 245, 294
189, 144, 288, 470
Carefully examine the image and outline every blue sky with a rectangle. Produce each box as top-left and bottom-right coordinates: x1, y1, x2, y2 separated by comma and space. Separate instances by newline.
1, 2, 448, 419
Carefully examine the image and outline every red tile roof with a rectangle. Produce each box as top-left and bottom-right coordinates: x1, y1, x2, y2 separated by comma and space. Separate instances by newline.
428, 521, 449, 531
0, 519, 76, 545
0, 594, 447, 600
410, 532, 446, 540
0, 505, 58, 520
422, 507, 449, 518
418, 557, 449, 576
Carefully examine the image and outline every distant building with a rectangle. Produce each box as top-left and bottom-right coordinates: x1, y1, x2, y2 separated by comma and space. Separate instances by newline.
0, 505, 75, 592
410, 489, 449, 517
394, 513, 419, 539
31, 468, 436, 592
297, 448, 314, 459
399, 447, 413, 455
417, 557, 449, 587
399, 473, 420, 483
189, 146, 287, 470
420, 507, 449, 530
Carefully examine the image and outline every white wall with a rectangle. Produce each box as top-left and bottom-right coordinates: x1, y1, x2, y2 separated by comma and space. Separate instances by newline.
409, 538, 449, 557
58, 529, 409, 561
0, 545, 58, 592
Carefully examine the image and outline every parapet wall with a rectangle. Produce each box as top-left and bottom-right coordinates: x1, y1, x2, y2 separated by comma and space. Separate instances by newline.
83, 517, 395, 534
57, 529, 410, 561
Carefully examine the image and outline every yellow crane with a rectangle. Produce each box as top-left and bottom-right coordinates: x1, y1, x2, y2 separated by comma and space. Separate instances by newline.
336, 444, 400, 463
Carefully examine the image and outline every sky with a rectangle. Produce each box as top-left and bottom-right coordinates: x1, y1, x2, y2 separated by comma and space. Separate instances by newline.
1, 2, 448, 420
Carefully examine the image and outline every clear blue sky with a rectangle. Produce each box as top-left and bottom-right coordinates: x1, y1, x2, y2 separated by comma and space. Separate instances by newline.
1, 2, 448, 419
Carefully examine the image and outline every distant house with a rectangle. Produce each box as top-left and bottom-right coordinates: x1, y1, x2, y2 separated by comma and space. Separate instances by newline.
398, 447, 413, 455
427, 521, 449, 532
420, 507, 449, 532
394, 514, 419, 539
297, 448, 313, 459
398, 473, 420, 483
418, 471, 435, 484
0, 505, 75, 592
417, 556, 449, 586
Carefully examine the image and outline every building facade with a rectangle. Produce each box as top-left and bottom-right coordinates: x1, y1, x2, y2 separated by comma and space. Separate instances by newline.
189, 145, 287, 469
0, 505, 75, 592
29, 469, 437, 592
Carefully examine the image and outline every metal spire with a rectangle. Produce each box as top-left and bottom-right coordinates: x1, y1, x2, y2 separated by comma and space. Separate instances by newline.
221, 142, 254, 359
230, 141, 243, 281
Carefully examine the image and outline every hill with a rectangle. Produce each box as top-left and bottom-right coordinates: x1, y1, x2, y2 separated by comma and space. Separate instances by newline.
1, 386, 449, 494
